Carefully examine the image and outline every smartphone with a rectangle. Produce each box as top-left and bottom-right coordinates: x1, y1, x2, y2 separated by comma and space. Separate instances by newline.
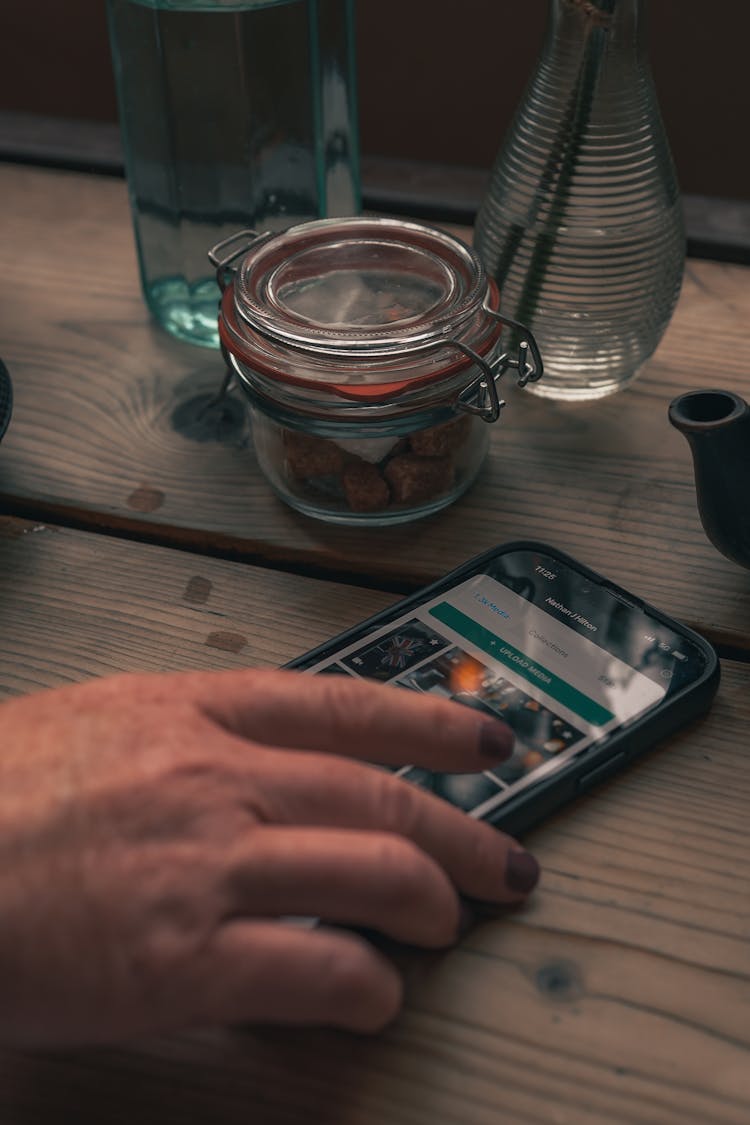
286, 542, 720, 837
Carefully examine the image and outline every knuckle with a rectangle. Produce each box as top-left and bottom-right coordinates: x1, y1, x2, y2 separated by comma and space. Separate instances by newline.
125, 926, 189, 1001
372, 833, 428, 903
380, 835, 458, 937
322, 942, 376, 1007
320, 939, 400, 1028
123, 884, 217, 997
374, 773, 424, 836
320, 676, 382, 738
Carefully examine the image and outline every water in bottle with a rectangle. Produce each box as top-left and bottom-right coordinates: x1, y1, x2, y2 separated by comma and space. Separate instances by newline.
107, 0, 360, 348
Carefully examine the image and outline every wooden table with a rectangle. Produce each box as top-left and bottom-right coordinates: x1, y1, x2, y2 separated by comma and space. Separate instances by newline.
1, 162, 749, 1124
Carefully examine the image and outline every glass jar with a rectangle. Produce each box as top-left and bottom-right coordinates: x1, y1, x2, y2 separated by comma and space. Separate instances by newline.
211, 217, 543, 525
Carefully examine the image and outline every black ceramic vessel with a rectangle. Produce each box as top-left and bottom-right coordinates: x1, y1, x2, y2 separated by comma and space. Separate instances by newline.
0, 360, 12, 444
669, 389, 750, 570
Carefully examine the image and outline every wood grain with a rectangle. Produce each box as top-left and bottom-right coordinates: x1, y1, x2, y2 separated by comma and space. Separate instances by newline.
1, 164, 750, 651
0, 517, 748, 1122
0, 516, 395, 698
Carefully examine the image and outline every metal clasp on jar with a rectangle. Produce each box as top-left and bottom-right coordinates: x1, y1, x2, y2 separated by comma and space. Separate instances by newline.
209, 230, 543, 424
453, 307, 543, 423
208, 229, 271, 292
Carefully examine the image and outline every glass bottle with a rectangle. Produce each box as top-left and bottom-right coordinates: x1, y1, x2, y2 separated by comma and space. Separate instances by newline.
107, 0, 360, 349
474, 0, 684, 401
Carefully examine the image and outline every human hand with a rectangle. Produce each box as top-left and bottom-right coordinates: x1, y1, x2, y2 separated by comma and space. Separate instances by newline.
0, 669, 538, 1045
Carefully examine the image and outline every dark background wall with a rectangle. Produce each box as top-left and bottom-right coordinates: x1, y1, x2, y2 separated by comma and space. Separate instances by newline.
1, 0, 748, 200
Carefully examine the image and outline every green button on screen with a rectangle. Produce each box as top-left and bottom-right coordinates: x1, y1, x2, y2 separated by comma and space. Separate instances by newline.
429, 602, 614, 727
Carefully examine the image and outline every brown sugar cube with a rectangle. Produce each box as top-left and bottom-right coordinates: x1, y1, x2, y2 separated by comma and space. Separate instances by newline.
383, 453, 454, 505
383, 437, 410, 461
283, 430, 346, 479
342, 460, 391, 512
409, 415, 471, 457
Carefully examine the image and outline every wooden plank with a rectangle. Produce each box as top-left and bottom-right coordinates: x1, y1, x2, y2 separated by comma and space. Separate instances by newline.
1, 164, 750, 649
0, 516, 748, 1121
0, 517, 395, 699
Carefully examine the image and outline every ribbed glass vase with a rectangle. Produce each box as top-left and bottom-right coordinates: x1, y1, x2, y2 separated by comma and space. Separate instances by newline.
474, 0, 684, 401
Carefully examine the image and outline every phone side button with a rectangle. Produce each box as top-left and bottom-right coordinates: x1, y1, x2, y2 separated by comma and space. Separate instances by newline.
577, 752, 628, 794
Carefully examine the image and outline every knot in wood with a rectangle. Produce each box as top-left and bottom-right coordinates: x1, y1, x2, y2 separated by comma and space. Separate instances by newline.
171, 392, 246, 444
535, 959, 584, 1002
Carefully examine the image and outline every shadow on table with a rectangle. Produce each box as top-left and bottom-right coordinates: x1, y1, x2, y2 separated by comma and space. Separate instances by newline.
0, 1022, 393, 1125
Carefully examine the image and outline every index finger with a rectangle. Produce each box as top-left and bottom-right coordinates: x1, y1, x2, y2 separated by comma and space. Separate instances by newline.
196, 668, 514, 771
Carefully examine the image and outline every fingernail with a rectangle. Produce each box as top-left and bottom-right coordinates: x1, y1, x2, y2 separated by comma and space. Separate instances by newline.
478, 720, 514, 761
505, 848, 540, 894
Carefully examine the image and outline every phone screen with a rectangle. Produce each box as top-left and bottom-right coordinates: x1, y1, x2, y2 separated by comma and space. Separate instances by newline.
294, 547, 710, 820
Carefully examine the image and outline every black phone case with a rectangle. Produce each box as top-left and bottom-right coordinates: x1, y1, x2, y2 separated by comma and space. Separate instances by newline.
285, 540, 721, 838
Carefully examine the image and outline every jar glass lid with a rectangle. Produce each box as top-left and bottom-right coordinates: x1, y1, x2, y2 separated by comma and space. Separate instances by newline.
231, 217, 489, 357
211, 217, 543, 413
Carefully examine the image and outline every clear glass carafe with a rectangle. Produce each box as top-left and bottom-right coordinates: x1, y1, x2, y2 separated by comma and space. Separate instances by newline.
107, 0, 360, 349
474, 0, 684, 401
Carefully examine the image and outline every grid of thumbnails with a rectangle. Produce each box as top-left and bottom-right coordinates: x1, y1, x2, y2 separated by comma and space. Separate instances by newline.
315, 617, 585, 814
